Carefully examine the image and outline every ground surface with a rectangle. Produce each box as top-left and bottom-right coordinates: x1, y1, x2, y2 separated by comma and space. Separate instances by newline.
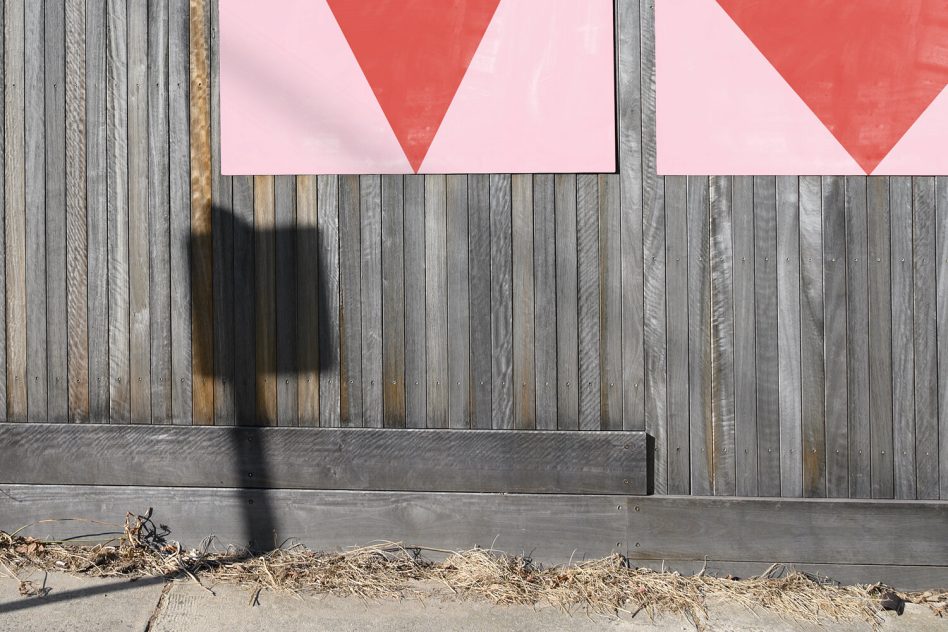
0, 570, 944, 631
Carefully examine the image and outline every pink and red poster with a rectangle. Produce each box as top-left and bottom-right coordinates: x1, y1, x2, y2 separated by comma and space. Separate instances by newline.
220, 0, 616, 175
657, 0, 948, 175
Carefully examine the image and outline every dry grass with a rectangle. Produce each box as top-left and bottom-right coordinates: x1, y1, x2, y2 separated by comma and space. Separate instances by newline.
0, 512, 944, 628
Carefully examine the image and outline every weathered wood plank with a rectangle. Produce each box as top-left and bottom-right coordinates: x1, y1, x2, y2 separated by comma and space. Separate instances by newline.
641, 160, 666, 485
188, 0, 213, 425
576, 175, 600, 431
687, 177, 711, 495
710, 177, 735, 496
511, 174, 535, 430
600, 174, 623, 432
554, 174, 578, 430
65, 0, 89, 423
489, 174, 513, 429
753, 176, 780, 497
296, 176, 319, 427
338, 175, 363, 427
844, 176, 870, 498
45, 0, 68, 423
232, 175, 255, 425
360, 175, 382, 428
403, 175, 426, 429
619, 0, 644, 434
446, 175, 470, 429
147, 0, 171, 424
275, 176, 297, 427
104, 0, 130, 424
467, 174, 491, 429
533, 175, 556, 430
776, 177, 802, 497
208, 0, 232, 426
316, 176, 340, 427
253, 176, 276, 426
822, 176, 847, 498
0, 423, 648, 496
425, 175, 448, 429
0, 485, 630, 563
0, 0, 6, 419
799, 176, 825, 498
381, 175, 405, 428
25, 0, 47, 420
625, 496, 948, 567
168, 0, 191, 425
912, 177, 938, 500
937, 177, 948, 500
867, 177, 894, 498
890, 177, 915, 499
4, 0, 26, 422
731, 176, 757, 497
665, 176, 689, 495
127, 0, 150, 424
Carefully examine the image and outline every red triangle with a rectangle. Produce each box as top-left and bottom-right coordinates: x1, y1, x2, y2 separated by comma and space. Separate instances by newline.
716, 0, 948, 174
327, 0, 501, 173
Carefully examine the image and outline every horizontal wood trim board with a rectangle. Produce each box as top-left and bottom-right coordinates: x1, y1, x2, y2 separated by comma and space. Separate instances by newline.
0, 423, 647, 495
1, 485, 945, 589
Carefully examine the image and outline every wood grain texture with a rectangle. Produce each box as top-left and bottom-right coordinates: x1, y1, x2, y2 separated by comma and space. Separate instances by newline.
890, 177, 915, 499
600, 175, 623, 432
822, 177, 848, 498
5, 0, 27, 422
776, 177, 802, 497
577, 174, 601, 431
208, 0, 232, 426
338, 175, 362, 427
45, 0, 68, 423
687, 177, 712, 495
844, 177, 870, 498
275, 176, 298, 427
360, 175, 382, 428
446, 175, 471, 429
232, 175, 255, 425
512, 174, 535, 430
65, 0, 89, 423
147, 0, 171, 424
912, 177, 938, 500
316, 176, 340, 427
253, 176, 276, 426
380, 175, 405, 428
296, 176, 319, 427
403, 175, 426, 429
105, 0, 129, 423
533, 175, 556, 430
168, 0, 191, 425
127, 0, 150, 424
0, 0, 6, 419
799, 176, 825, 498
489, 174, 513, 429
425, 175, 448, 429
731, 176, 757, 497
0, 485, 631, 564
665, 176, 689, 494
467, 175, 491, 429
867, 177, 894, 498
937, 177, 948, 500
554, 174, 578, 430
710, 177, 735, 496
0, 423, 647, 496
188, 0, 213, 425
25, 0, 47, 420
753, 177, 780, 497
618, 0, 644, 433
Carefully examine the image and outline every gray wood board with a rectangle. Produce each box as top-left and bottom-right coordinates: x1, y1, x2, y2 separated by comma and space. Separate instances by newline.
0, 423, 647, 495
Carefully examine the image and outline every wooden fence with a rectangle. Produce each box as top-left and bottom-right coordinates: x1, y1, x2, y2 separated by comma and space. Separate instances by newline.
0, 0, 946, 501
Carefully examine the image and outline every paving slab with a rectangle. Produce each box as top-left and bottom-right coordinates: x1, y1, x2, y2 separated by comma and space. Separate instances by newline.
0, 570, 165, 632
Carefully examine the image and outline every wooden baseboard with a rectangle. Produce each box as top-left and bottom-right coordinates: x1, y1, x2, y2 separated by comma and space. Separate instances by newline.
0, 423, 647, 494
1, 485, 945, 590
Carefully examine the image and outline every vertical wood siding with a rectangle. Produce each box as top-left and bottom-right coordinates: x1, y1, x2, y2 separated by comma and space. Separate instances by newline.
0, 0, 946, 500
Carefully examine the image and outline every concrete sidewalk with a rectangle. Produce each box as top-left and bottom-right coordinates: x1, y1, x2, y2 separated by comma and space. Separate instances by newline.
0, 571, 944, 631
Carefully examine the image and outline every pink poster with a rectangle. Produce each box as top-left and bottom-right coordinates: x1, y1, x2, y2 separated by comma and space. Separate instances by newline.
657, 0, 948, 176
220, 0, 616, 175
